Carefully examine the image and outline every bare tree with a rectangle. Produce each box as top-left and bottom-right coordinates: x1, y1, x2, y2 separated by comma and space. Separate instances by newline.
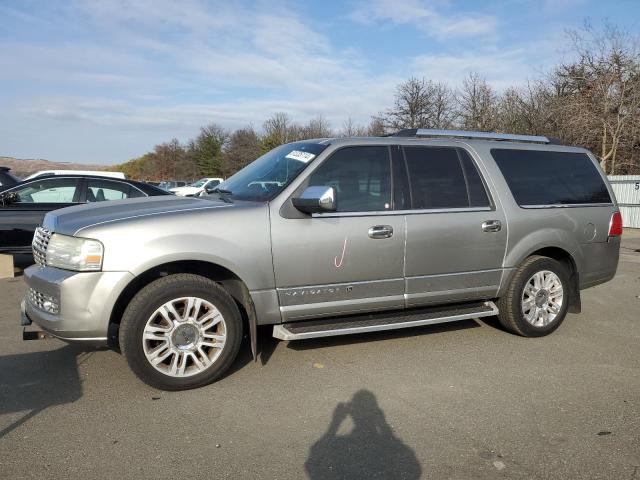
366, 117, 385, 136
383, 77, 457, 130
430, 82, 458, 129
552, 22, 640, 173
495, 86, 553, 135
302, 115, 333, 139
262, 112, 299, 150
339, 117, 368, 137
457, 73, 498, 132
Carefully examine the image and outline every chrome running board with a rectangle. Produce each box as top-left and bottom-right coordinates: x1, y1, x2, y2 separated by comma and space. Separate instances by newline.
273, 301, 498, 341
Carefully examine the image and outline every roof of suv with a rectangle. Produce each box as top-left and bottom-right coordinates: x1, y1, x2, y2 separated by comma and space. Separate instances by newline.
311, 136, 586, 151
309, 131, 588, 154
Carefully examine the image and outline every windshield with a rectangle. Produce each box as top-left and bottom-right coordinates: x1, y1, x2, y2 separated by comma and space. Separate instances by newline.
215, 142, 328, 201
189, 178, 209, 188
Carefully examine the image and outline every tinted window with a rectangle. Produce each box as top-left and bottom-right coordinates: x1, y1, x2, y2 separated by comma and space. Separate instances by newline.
86, 179, 131, 202
403, 147, 469, 209
491, 149, 612, 206
459, 149, 490, 207
308, 146, 391, 212
128, 186, 145, 198
391, 146, 410, 210
12, 177, 78, 203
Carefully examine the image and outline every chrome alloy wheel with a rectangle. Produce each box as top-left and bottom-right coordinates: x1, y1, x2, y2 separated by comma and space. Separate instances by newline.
142, 297, 227, 377
521, 270, 564, 327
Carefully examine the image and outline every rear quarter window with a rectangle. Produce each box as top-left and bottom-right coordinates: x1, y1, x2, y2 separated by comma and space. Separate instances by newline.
491, 149, 612, 206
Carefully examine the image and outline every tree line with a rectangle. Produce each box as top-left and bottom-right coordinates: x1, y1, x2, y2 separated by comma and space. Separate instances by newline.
115, 22, 640, 180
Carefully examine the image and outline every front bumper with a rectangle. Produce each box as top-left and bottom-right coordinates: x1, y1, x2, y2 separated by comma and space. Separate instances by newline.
22, 265, 134, 345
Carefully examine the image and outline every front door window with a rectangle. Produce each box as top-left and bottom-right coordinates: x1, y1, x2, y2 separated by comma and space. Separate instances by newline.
11, 178, 78, 203
308, 146, 392, 212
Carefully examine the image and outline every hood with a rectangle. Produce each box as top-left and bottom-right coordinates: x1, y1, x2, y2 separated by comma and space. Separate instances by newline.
43, 195, 231, 236
170, 186, 202, 196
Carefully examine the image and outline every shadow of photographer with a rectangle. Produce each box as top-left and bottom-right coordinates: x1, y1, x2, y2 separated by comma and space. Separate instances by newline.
306, 390, 422, 479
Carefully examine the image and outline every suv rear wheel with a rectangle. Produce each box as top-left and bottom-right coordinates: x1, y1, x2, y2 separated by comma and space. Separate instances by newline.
497, 255, 570, 337
119, 274, 243, 390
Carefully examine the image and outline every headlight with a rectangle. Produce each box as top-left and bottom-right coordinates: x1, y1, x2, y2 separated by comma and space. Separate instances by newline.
46, 234, 104, 271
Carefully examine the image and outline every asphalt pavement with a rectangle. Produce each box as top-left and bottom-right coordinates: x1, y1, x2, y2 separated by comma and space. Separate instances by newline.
0, 233, 639, 479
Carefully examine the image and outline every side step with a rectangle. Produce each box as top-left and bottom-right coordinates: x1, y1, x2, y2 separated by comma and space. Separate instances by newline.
273, 301, 498, 341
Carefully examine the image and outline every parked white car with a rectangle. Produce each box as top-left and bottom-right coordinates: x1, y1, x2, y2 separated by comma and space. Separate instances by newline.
170, 177, 223, 197
25, 170, 125, 180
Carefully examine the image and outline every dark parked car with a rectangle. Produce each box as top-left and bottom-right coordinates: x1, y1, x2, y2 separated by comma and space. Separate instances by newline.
0, 175, 171, 253
0, 167, 21, 191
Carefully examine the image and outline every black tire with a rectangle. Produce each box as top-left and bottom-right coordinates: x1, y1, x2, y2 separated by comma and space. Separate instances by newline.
119, 274, 243, 390
496, 255, 571, 337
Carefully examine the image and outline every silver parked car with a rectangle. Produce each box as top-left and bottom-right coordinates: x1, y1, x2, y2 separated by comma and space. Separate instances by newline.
21, 129, 622, 390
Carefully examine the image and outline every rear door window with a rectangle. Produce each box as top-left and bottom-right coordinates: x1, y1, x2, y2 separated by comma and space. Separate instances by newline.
403, 147, 490, 209
86, 179, 133, 202
491, 149, 612, 206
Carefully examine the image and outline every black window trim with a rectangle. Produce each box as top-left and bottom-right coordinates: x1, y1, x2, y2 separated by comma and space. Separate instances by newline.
390, 145, 410, 211
306, 144, 496, 218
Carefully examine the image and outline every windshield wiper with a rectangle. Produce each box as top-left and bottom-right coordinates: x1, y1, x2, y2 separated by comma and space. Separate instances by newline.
210, 187, 233, 203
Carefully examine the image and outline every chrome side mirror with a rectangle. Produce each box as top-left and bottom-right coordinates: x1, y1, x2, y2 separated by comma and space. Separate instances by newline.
292, 186, 337, 214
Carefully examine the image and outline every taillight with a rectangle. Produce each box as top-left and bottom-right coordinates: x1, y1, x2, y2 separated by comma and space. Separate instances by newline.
608, 211, 623, 237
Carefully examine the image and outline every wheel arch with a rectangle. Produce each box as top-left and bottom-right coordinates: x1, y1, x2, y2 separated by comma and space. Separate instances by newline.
108, 260, 259, 358
502, 246, 581, 314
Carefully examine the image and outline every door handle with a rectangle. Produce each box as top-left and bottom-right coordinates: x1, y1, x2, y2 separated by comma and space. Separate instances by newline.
481, 220, 502, 232
368, 225, 393, 239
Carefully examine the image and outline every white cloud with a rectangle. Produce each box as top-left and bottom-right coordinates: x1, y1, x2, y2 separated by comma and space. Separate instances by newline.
411, 49, 531, 90
349, 0, 497, 40
6, 0, 402, 135
0, 0, 565, 163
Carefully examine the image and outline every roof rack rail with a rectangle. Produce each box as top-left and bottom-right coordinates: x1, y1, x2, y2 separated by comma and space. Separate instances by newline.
392, 128, 558, 144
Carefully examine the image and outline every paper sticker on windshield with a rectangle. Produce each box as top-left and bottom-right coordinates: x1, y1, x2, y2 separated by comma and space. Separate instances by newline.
285, 150, 316, 163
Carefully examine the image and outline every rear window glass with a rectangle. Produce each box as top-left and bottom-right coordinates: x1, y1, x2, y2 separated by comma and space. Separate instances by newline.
491, 149, 611, 206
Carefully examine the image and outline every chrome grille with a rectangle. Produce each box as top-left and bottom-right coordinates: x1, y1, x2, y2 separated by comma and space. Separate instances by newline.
32, 227, 52, 266
27, 287, 60, 314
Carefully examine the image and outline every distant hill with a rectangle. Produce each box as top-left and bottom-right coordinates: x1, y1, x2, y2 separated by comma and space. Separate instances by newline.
0, 156, 112, 178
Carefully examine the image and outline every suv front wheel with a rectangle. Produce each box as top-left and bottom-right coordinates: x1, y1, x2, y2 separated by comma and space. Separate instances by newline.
497, 255, 570, 337
119, 274, 243, 390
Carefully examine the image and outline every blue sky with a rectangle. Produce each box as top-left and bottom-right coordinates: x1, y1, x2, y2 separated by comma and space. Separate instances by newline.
1, 0, 639, 164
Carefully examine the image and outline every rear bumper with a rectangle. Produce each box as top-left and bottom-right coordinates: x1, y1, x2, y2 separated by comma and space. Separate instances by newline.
578, 236, 621, 289
22, 265, 134, 344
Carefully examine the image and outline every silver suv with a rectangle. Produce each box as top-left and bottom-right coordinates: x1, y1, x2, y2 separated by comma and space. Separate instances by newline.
21, 129, 622, 390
